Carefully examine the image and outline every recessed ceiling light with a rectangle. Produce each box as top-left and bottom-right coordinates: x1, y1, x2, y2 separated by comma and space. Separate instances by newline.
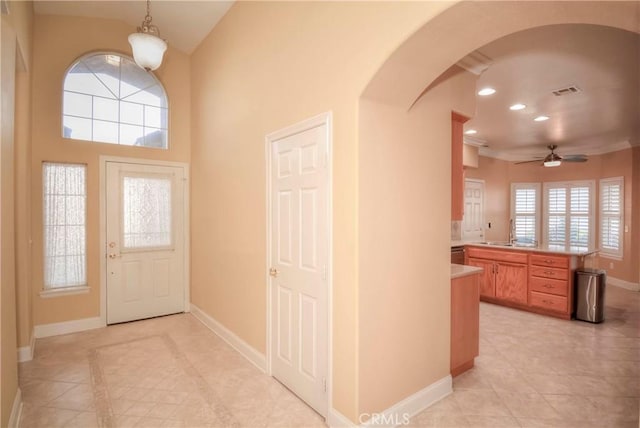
534, 115, 550, 122
477, 87, 496, 96
464, 129, 478, 135
509, 103, 526, 111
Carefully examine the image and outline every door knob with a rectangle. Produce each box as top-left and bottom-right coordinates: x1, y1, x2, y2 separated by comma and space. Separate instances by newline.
108, 253, 119, 259
269, 267, 279, 277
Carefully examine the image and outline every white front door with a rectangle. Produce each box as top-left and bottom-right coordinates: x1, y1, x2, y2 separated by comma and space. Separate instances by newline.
269, 118, 329, 417
106, 162, 186, 324
463, 179, 485, 241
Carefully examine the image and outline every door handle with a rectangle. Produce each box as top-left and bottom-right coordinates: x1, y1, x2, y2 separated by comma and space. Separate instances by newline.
108, 253, 119, 259
269, 267, 279, 277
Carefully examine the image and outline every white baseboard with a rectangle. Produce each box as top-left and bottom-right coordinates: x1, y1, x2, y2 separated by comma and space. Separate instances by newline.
608, 276, 640, 292
17, 331, 35, 362
34, 316, 104, 339
328, 408, 357, 427
190, 303, 266, 372
360, 375, 452, 427
8, 388, 23, 428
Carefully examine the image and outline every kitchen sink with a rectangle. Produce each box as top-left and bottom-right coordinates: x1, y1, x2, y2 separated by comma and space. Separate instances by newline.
478, 241, 537, 248
479, 241, 513, 246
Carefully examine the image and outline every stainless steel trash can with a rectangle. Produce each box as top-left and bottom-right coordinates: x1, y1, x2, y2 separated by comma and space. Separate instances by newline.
575, 269, 607, 323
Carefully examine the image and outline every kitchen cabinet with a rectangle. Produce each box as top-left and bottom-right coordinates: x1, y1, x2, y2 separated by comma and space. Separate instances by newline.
528, 253, 573, 317
465, 245, 583, 319
466, 247, 528, 304
451, 112, 469, 221
451, 269, 480, 377
467, 258, 494, 297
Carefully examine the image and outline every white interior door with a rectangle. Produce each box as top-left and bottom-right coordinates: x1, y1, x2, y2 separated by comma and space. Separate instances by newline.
463, 179, 485, 241
106, 162, 185, 324
269, 121, 329, 417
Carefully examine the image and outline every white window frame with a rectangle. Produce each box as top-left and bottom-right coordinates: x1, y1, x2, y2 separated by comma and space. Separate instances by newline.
542, 180, 595, 251
599, 177, 624, 260
41, 162, 89, 297
62, 52, 170, 149
510, 182, 541, 245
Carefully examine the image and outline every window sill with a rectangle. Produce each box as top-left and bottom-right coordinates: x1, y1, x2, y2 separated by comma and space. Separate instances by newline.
40, 285, 90, 299
598, 253, 623, 261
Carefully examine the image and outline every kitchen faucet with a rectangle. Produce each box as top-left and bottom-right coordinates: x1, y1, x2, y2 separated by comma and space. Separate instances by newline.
509, 218, 515, 244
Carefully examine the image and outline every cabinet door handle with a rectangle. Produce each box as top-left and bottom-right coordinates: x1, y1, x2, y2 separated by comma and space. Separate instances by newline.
545, 259, 554, 264
544, 270, 553, 275
544, 284, 553, 289
542, 299, 554, 305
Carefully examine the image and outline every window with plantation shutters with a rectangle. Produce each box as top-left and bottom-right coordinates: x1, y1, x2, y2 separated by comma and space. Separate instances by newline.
599, 177, 623, 259
543, 181, 595, 251
510, 183, 540, 244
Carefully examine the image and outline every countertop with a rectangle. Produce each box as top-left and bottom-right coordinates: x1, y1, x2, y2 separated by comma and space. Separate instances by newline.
451, 263, 483, 279
464, 242, 598, 257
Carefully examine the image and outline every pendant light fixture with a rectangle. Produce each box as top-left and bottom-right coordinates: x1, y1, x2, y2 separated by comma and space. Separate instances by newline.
128, 0, 167, 71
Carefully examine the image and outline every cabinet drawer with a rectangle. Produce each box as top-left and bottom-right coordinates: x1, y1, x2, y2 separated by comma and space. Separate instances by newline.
530, 266, 569, 281
530, 291, 567, 312
529, 276, 568, 297
530, 254, 569, 269
465, 247, 528, 264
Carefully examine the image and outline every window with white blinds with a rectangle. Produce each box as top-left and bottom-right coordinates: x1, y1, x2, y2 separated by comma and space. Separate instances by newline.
599, 177, 623, 259
543, 181, 595, 251
510, 183, 540, 244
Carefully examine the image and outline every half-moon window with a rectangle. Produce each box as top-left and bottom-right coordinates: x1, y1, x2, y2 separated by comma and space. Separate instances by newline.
62, 53, 168, 149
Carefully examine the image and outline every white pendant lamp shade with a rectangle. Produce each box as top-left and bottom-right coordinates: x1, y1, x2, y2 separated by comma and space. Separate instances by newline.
129, 0, 167, 71
128, 33, 167, 71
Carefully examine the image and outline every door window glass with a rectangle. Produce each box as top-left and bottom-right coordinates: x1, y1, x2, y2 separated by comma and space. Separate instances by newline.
122, 176, 172, 248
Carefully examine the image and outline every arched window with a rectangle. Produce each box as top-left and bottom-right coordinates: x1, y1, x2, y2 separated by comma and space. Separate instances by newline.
62, 53, 168, 149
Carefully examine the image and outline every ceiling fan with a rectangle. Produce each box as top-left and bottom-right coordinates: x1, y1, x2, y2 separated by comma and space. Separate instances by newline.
515, 145, 588, 167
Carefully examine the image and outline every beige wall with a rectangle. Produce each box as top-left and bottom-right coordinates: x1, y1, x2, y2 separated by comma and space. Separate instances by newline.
469, 149, 638, 284
189, 1, 452, 420
189, 0, 639, 422
358, 70, 476, 414
1, 16, 19, 427
1, 1, 33, 425
30, 14, 191, 326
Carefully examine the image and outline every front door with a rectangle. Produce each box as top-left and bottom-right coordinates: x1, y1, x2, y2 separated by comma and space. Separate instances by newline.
106, 162, 186, 324
269, 118, 329, 416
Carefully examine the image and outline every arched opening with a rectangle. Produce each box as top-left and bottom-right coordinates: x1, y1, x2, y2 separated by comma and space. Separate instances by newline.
355, 0, 639, 417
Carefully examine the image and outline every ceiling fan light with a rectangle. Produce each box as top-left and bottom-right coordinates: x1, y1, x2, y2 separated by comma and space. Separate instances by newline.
128, 33, 167, 71
543, 151, 562, 167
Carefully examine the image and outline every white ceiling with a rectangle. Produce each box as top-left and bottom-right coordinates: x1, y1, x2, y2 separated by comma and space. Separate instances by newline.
34, 0, 234, 54
462, 25, 640, 161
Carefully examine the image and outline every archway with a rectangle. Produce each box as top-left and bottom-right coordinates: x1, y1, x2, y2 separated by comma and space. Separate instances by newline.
355, 0, 639, 419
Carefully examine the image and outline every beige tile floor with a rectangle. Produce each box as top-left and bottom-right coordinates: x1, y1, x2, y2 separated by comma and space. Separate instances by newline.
19, 285, 639, 427
411, 284, 640, 427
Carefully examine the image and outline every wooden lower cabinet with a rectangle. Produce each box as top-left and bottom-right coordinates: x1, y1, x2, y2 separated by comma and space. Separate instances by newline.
468, 258, 495, 297
451, 273, 480, 377
495, 262, 528, 304
466, 245, 577, 319
467, 257, 527, 304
